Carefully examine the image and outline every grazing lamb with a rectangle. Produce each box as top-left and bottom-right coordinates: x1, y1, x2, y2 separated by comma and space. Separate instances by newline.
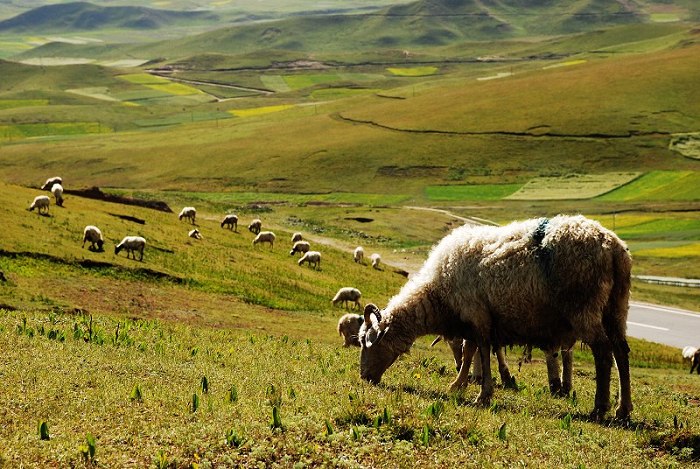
189, 229, 203, 240
248, 219, 262, 235
292, 232, 303, 243
289, 240, 310, 256
298, 251, 321, 269
354, 246, 365, 264
51, 183, 64, 207
115, 236, 146, 261
683, 346, 700, 374
359, 215, 633, 420
337, 313, 364, 347
221, 214, 238, 231
82, 225, 104, 251
41, 176, 62, 191
29, 195, 50, 214
178, 207, 196, 224
332, 287, 362, 310
370, 253, 381, 269
253, 231, 276, 249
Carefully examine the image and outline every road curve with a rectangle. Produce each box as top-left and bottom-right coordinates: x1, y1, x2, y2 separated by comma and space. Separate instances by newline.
627, 302, 699, 349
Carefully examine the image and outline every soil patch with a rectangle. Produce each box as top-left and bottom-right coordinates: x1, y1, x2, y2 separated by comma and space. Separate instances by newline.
64, 186, 172, 212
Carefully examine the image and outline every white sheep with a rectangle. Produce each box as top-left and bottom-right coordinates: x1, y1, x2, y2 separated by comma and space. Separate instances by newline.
82, 225, 104, 251
337, 313, 364, 347
370, 253, 381, 269
332, 287, 362, 310
298, 251, 321, 269
359, 215, 633, 420
51, 183, 64, 207
292, 232, 303, 243
221, 214, 238, 231
683, 346, 700, 374
289, 240, 310, 256
29, 195, 50, 214
178, 207, 196, 224
253, 231, 276, 249
189, 229, 203, 240
248, 219, 262, 234
41, 176, 62, 191
354, 246, 364, 264
115, 236, 146, 261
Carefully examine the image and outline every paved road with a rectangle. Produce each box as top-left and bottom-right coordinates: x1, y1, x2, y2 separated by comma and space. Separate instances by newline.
627, 302, 700, 349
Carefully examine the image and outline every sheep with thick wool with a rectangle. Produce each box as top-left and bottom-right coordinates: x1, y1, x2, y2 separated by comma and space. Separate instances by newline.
359, 215, 632, 420
292, 232, 303, 243
332, 287, 362, 310
298, 251, 321, 269
82, 225, 104, 251
41, 176, 62, 191
337, 313, 364, 347
115, 236, 146, 261
221, 214, 238, 231
51, 183, 64, 207
683, 346, 700, 374
248, 219, 262, 235
29, 195, 50, 214
354, 246, 364, 264
290, 240, 310, 256
178, 207, 196, 224
370, 253, 381, 269
253, 231, 275, 249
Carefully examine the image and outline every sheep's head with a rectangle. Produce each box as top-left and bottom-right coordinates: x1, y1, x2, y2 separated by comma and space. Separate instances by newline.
359, 303, 398, 384
96, 239, 104, 251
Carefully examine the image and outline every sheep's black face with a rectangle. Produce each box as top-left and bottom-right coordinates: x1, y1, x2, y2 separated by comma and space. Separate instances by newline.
97, 240, 104, 251
359, 318, 398, 384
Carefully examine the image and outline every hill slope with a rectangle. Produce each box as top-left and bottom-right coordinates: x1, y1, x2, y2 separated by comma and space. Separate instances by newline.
0, 1, 219, 33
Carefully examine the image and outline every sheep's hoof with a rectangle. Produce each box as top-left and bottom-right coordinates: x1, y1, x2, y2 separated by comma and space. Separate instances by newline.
615, 404, 632, 421
589, 407, 609, 422
503, 376, 518, 390
448, 380, 467, 392
474, 393, 491, 407
549, 379, 562, 396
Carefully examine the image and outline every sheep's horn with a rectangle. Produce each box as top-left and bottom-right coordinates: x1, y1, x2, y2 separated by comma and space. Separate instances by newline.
364, 303, 380, 325
431, 336, 442, 347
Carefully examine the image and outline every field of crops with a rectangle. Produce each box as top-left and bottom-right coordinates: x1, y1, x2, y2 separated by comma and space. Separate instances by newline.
506, 173, 641, 200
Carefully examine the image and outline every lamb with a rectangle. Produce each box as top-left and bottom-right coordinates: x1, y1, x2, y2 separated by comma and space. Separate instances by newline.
289, 240, 310, 256
221, 214, 238, 231
332, 287, 362, 310
354, 246, 364, 264
253, 231, 276, 249
82, 225, 104, 251
683, 346, 700, 374
29, 195, 50, 214
337, 313, 364, 347
298, 251, 321, 269
41, 176, 62, 191
370, 253, 381, 269
248, 219, 262, 235
292, 232, 303, 243
189, 229, 203, 240
51, 183, 64, 207
358, 215, 633, 420
178, 207, 196, 224
115, 236, 146, 261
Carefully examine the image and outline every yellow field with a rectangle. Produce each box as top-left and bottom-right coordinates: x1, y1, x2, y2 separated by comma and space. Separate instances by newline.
386, 66, 438, 77
229, 104, 295, 117
506, 172, 641, 200
636, 243, 700, 258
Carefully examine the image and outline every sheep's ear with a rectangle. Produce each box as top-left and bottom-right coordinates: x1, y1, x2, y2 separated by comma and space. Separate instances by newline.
430, 336, 442, 347
364, 304, 379, 325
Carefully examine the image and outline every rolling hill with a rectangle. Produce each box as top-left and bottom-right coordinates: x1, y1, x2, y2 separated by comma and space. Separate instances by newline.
0, 1, 219, 33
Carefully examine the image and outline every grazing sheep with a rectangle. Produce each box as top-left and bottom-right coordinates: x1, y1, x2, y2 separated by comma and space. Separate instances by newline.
189, 229, 203, 240
253, 231, 276, 249
683, 346, 700, 374
370, 253, 381, 269
359, 215, 633, 420
290, 240, 310, 256
298, 251, 321, 269
221, 214, 238, 231
51, 183, 64, 207
337, 313, 364, 347
41, 176, 62, 191
82, 225, 104, 251
332, 287, 362, 310
115, 236, 146, 261
248, 219, 262, 235
354, 246, 365, 264
29, 195, 50, 214
178, 207, 196, 224
292, 232, 303, 243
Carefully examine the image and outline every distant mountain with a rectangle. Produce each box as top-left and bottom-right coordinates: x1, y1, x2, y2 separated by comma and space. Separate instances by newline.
0, 1, 219, 32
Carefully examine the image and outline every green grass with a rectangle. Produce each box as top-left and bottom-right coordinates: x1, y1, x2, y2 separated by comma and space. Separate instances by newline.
0, 98, 48, 109
600, 171, 700, 201
425, 184, 522, 201
310, 88, 380, 100
0, 121, 110, 140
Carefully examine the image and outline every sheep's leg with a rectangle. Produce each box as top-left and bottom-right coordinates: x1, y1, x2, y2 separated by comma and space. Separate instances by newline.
472, 345, 482, 381
561, 348, 574, 396
590, 341, 614, 420
546, 349, 562, 395
495, 347, 515, 389
611, 338, 633, 420
475, 341, 494, 407
449, 341, 477, 391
